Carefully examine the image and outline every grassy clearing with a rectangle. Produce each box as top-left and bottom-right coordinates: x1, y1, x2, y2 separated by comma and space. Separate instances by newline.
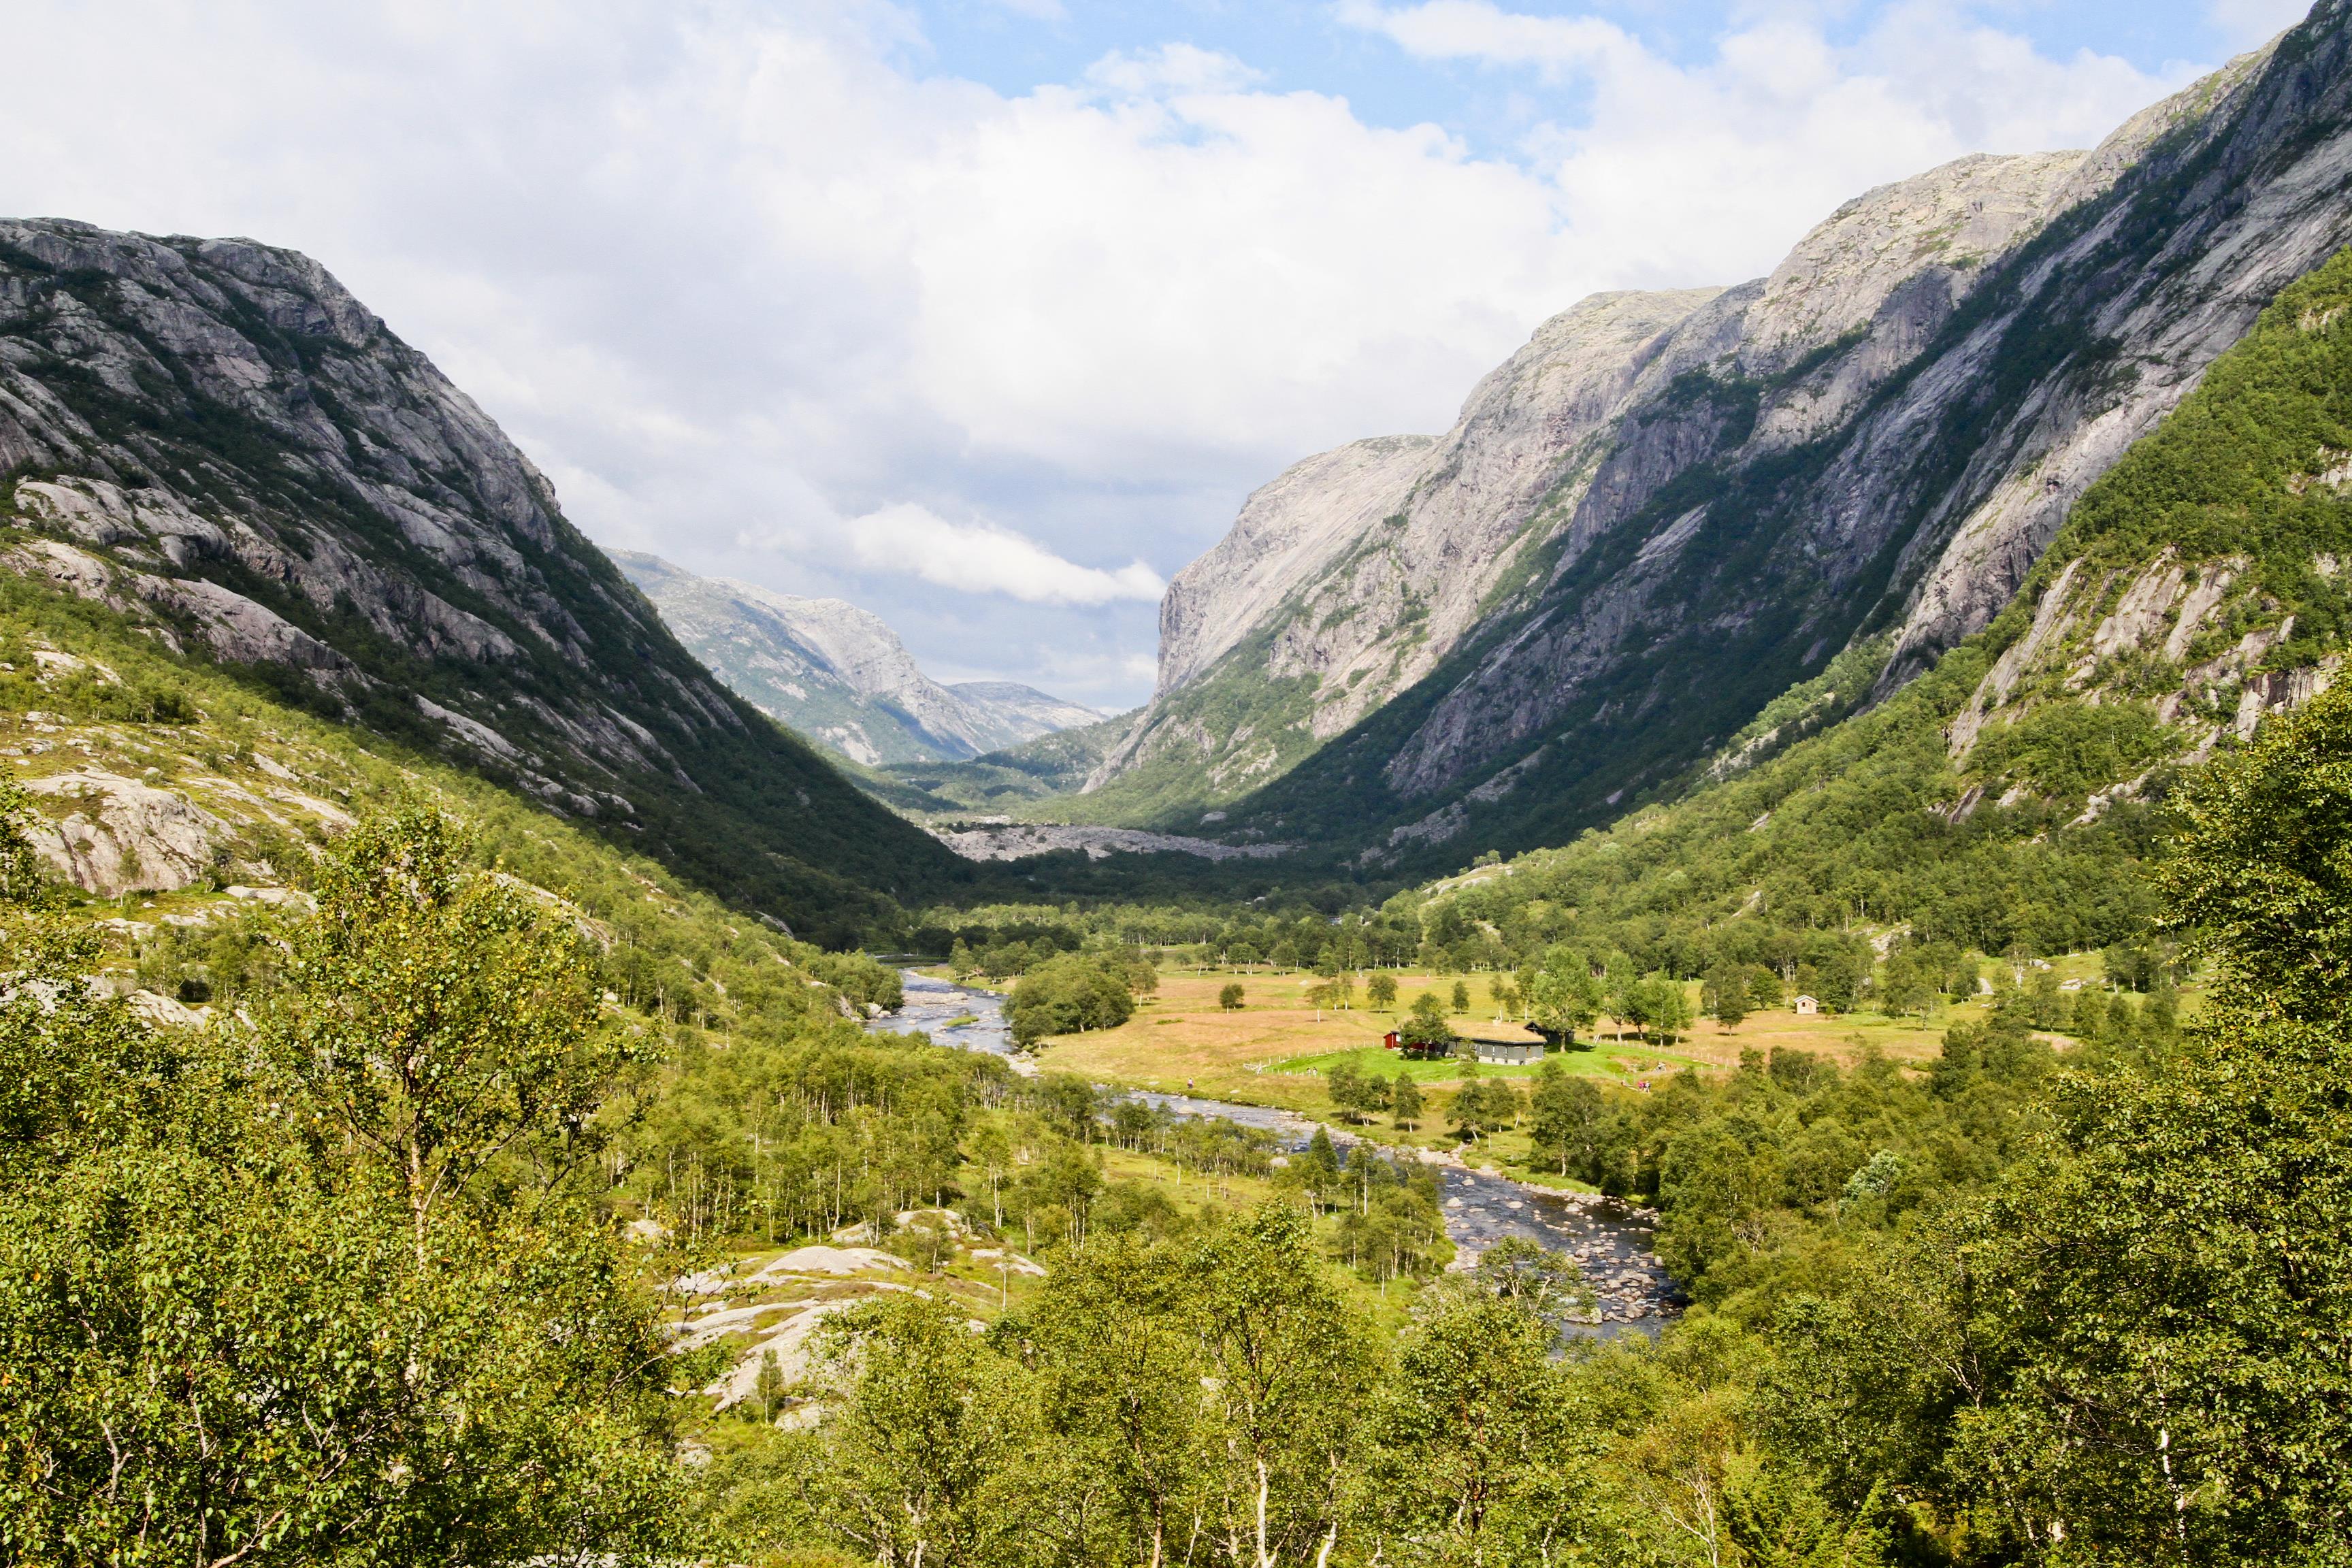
1039, 960, 2170, 1126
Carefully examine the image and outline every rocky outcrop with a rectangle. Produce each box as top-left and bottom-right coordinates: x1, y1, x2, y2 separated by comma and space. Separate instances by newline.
1107, 7, 2352, 872
1948, 546, 2342, 771
610, 551, 1098, 766
0, 220, 953, 927
21, 768, 232, 894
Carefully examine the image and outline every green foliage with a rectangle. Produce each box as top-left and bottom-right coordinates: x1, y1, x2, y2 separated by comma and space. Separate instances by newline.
1389, 1071, 1424, 1130
1967, 698, 2175, 803
1774, 679, 2352, 1561
1007, 951, 1139, 1047
1326, 1058, 1390, 1124
1359, 1268, 1607, 1566
1396, 991, 1458, 1055
270, 804, 638, 1249
2041, 247, 2352, 663
0, 806, 683, 1561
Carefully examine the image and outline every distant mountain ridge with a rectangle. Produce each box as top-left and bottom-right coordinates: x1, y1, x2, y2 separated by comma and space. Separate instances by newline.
1079, 5, 2352, 872
609, 551, 1100, 766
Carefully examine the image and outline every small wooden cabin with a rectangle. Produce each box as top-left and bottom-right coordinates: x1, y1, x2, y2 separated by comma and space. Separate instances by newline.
1460, 1024, 1548, 1065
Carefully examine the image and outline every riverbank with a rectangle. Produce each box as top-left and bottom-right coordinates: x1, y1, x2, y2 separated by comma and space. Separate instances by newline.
868, 969, 1682, 1335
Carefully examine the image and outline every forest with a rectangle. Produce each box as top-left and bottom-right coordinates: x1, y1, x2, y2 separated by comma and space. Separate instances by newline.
3, 664, 2349, 1565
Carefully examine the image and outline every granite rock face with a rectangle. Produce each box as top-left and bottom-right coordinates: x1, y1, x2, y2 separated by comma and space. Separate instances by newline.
0, 220, 952, 924
1097, 146, 2097, 808
1103, 7, 2352, 869
611, 551, 1098, 766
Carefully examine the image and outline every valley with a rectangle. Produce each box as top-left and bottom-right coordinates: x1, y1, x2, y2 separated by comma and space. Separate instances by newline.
9, 3, 2352, 1564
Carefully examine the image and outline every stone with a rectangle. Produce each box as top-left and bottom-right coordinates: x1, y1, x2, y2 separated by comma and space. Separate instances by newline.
20, 768, 231, 894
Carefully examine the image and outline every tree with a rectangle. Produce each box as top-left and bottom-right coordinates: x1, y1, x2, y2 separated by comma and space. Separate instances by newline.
1328, 1060, 1362, 1124
1396, 993, 1458, 1057
0, 803, 682, 1562
1366, 973, 1399, 1010
1190, 1203, 1372, 1568
1220, 981, 1246, 1011
1009, 953, 1137, 1046
1639, 974, 1693, 1044
1020, 1237, 1209, 1568
1702, 962, 1749, 1029
1473, 1237, 1593, 1320
1522, 961, 1601, 1045
1528, 1063, 1605, 1178
753, 1347, 787, 1423
1450, 980, 1471, 1014
1358, 1271, 1603, 1566
1449, 1076, 1511, 1145
808, 1293, 1038, 1568
1876, 952, 1934, 1025
267, 805, 634, 1258
1328, 1061, 1388, 1126
1390, 1073, 1424, 1132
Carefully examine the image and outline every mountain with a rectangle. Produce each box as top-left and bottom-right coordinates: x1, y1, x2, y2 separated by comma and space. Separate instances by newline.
0, 219, 962, 938
1087, 5, 2352, 872
947, 681, 1104, 754
860, 709, 1138, 819
610, 551, 1098, 766
1400, 231, 2352, 976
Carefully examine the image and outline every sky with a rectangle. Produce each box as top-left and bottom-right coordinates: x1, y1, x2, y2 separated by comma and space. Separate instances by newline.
0, 0, 2313, 710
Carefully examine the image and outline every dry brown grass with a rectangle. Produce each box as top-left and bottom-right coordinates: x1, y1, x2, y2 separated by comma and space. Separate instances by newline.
1036, 967, 2023, 1111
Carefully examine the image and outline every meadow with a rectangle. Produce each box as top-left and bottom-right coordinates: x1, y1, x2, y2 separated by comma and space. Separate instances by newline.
1030, 956, 2129, 1130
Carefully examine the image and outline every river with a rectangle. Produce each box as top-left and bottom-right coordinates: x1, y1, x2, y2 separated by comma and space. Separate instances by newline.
870, 970, 1680, 1337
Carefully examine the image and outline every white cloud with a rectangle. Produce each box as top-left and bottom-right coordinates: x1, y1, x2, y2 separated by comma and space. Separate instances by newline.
849, 505, 1165, 606
0, 0, 2215, 702
1331, 0, 1639, 78
2209, 0, 2316, 48
1340, 1, 2189, 286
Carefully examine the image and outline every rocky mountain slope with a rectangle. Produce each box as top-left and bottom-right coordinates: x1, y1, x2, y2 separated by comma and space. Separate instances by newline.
854, 709, 1136, 821
949, 681, 1102, 753
1399, 237, 2352, 976
611, 551, 1096, 766
1090, 3, 2352, 873
0, 220, 961, 936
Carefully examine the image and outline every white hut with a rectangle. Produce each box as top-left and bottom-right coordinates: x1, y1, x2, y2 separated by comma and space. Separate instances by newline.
1793, 994, 1818, 1015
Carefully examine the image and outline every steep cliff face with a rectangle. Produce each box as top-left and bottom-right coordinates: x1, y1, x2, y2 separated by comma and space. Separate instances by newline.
1088, 288, 1722, 810
1110, 5, 2352, 873
612, 551, 1096, 766
0, 220, 959, 933
1092, 145, 2108, 820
